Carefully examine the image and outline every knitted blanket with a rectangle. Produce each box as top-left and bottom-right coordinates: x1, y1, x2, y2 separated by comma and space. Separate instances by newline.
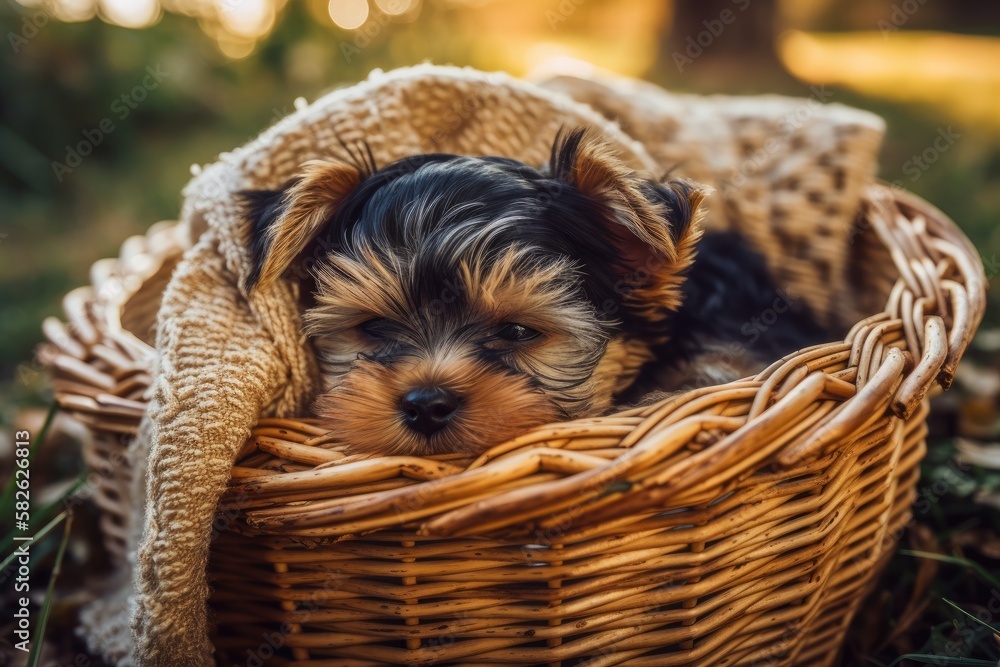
78, 65, 885, 666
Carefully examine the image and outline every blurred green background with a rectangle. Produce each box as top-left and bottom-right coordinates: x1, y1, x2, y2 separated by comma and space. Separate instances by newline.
2, 0, 999, 409
1, 2, 1000, 664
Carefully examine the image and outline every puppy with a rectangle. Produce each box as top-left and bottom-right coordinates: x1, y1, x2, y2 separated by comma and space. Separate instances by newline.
242, 129, 826, 456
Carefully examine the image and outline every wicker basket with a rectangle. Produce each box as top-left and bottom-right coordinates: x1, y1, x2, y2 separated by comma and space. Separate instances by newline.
42, 183, 986, 666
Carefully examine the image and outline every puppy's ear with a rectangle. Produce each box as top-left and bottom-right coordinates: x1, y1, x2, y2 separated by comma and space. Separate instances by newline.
549, 128, 707, 322
242, 160, 363, 293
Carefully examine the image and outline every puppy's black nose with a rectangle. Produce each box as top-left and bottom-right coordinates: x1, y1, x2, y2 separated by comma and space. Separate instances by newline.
400, 387, 460, 437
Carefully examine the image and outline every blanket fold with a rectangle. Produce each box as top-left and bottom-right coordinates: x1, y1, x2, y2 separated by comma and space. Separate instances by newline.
74, 64, 885, 666
131, 231, 320, 665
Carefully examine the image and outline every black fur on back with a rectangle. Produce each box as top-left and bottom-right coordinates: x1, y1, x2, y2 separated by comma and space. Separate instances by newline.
651, 230, 832, 370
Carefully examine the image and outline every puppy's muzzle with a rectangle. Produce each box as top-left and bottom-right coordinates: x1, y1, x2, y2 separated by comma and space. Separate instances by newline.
400, 386, 461, 437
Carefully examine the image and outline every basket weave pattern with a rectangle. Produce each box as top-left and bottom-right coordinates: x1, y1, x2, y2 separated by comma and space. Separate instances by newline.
42, 185, 986, 665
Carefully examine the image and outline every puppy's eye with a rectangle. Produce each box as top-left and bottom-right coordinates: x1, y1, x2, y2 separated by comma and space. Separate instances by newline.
495, 323, 542, 343
359, 318, 392, 339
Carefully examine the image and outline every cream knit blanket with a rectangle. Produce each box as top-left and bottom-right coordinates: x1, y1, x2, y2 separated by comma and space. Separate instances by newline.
79, 65, 885, 666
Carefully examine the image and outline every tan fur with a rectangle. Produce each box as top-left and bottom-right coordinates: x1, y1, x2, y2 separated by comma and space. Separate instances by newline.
593, 335, 656, 400
314, 352, 564, 456
255, 160, 362, 291
305, 246, 622, 455
308, 247, 413, 331
559, 133, 707, 330
306, 247, 606, 383
570, 137, 682, 263
626, 192, 705, 326
456, 249, 602, 343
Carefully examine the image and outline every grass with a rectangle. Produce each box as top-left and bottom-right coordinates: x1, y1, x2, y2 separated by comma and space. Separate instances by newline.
0, 511, 68, 574
25, 512, 74, 667
852, 421, 1000, 667
887, 657, 999, 666
900, 550, 1000, 591
942, 598, 1000, 635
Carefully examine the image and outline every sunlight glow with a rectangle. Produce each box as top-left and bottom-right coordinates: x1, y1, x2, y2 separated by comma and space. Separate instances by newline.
217, 36, 257, 58
374, 0, 411, 15
100, 0, 159, 28
17, 0, 664, 67
525, 54, 599, 81
51, 0, 98, 22
218, 0, 275, 38
329, 0, 369, 30
779, 29, 1000, 129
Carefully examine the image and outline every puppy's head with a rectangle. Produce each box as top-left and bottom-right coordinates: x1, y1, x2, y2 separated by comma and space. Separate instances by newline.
242, 129, 705, 455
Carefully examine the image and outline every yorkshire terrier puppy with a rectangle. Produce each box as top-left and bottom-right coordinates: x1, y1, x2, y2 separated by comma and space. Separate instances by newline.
242, 129, 826, 456
242, 129, 702, 455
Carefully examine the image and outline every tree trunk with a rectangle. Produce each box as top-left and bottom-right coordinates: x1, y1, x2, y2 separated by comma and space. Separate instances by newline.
657, 0, 796, 92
